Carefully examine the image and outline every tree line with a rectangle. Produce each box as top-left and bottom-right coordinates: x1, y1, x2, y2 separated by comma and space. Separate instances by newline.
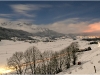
7, 42, 79, 74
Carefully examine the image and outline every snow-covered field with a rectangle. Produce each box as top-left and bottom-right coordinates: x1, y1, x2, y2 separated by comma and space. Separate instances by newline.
0, 38, 73, 68
0, 38, 100, 74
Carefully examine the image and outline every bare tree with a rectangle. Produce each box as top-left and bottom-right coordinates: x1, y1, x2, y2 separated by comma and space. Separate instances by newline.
7, 52, 23, 74
70, 42, 79, 65
42, 50, 54, 74
66, 47, 71, 69
50, 51, 59, 74
39, 54, 47, 74
24, 46, 41, 74
35, 64, 41, 74
61, 45, 73, 69
57, 51, 64, 73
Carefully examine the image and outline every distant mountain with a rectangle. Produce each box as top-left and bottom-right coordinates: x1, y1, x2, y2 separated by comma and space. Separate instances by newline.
0, 22, 65, 39
0, 22, 52, 33
0, 27, 32, 40
33, 29, 65, 37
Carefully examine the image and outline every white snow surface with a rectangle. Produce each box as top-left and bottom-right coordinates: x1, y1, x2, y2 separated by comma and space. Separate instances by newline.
58, 41, 100, 74
0, 38, 73, 67
0, 38, 100, 74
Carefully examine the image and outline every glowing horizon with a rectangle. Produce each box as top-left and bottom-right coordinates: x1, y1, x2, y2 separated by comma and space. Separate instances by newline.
83, 22, 100, 33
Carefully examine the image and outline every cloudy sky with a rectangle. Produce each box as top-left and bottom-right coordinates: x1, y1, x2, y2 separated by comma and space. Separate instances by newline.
0, 1, 100, 34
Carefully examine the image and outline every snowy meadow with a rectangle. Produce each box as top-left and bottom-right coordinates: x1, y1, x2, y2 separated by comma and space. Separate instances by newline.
0, 38, 100, 74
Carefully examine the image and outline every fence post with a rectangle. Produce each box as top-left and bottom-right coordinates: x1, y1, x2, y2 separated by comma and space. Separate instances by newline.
94, 66, 96, 73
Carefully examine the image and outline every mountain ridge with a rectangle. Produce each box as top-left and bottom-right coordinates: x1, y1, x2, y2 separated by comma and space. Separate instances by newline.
0, 22, 51, 33
0, 24, 65, 40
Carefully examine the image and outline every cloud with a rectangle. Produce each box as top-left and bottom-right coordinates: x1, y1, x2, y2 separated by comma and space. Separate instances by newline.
0, 14, 12, 17
0, 17, 33, 23
0, 14, 19, 19
83, 22, 100, 33
10, 4, 35, 17
54, 11, 83, 20
41, 18, 89, 34
13, 19, 34, 23
10, 4, 52, 17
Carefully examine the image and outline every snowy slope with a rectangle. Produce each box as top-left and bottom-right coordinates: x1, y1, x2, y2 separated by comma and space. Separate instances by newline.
58, 41, 100, 74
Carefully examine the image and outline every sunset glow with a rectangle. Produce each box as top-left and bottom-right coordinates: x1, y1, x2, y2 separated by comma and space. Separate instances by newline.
83, 22, 100, 32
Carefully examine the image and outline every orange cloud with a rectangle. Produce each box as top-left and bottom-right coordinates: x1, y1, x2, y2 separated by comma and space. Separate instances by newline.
83, 22, 100, 33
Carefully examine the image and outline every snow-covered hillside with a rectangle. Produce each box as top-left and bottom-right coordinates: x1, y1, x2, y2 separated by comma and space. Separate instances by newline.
58, 41, 100, 74
0, 22, 49, 33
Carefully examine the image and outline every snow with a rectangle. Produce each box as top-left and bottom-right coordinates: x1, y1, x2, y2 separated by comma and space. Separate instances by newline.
58, 40, 100, 74
0, 22, 49, 33
0, 38, 73, 68
1, 38, 100, 74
